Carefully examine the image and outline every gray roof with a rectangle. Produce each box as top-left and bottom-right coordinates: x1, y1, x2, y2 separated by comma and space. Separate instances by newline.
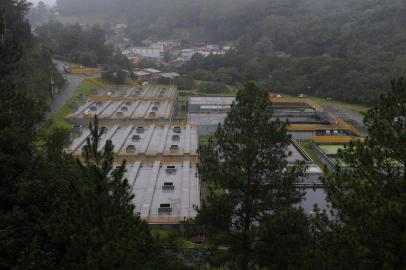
188, 113, 227, 126
160, 72, 180, 78
124, 161, 200, 221
143, 68, 161, 74
135, 71, 150, 76
188, 96, 235, 105
68, 124, 198, 155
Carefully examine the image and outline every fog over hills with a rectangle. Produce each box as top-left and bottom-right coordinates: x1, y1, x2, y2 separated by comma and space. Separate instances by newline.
29, 0, 55, 6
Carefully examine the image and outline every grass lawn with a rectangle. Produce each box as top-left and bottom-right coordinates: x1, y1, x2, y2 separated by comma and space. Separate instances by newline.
297, 140, 326, 170
276, 91, 369, 114
69, 63, 83, 69
42, 80, 101, 135
318, 144, 345, 155
199, 135, 211, 146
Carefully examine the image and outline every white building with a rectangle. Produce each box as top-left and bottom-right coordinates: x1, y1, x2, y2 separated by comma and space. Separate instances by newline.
132, 47, 161, 59
68, 124, 198, 157
124, 161, 200, 225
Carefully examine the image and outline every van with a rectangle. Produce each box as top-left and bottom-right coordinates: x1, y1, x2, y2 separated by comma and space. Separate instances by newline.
173, 126, 181, 134
165, 165, 176, 174
131, 135, 141, 142
126, 145, 136, 153
136, 126, 145, 133
170, 145, 179, 151
162, 182, 175, 190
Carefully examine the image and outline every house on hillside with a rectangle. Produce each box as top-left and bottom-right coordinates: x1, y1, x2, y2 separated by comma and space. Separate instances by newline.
160, 72, 180, 84
134, 68, 162, 83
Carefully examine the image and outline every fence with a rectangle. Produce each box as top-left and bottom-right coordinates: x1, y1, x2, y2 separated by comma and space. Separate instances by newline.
310, 142, 337, 171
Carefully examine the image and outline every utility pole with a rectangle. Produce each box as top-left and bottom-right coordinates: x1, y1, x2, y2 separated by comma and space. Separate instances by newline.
1, 18, 7, 44
50, 74, 56, 97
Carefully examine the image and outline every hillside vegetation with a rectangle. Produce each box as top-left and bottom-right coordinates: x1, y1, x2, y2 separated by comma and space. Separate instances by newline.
55, 0, 406, 104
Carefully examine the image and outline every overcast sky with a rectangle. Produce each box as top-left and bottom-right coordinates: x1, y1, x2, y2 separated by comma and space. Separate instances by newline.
29, 0, 56, 6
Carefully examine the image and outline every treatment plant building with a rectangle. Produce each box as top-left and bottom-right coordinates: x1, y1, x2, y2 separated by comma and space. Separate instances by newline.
67, 85, 200, 227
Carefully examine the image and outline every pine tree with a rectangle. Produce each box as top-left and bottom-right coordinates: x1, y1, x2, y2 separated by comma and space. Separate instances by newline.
196, 82, 306, 270
62, 116, 163, 269
1, 117, 184, 269
0, 0, 45, 212
323, 78, 406, 269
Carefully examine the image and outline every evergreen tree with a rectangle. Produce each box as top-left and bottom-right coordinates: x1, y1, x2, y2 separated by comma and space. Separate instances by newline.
322, 78, 406, 269
0, 0, 45, 212
255, 208, 313, 270
196, 82, 306, 270
1, 117, 182, 269
54, 116, 168, 269
1, 2, 180, 269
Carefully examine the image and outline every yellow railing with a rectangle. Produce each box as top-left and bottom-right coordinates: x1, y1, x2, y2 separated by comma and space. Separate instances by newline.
287, 123, 362, 134
91, 120, 193, 127
85, 77, 140, 89
312, 136, 354, 144
118, 150, 198, 156
70, 67, 103, 75
327, 113, 364, 138
146, 215, 182, 224
110, 114, 172, 119
287, 124, 345, 131
89, 95, 176, 101
85, 78, 171, 89
114, 156, 198, 164
73, 155, 198, 164
270, 97, 324, 112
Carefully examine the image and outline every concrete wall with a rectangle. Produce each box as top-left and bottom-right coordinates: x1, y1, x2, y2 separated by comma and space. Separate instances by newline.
288, 131, 315, 140
196, 125, 218, 136
310, 142, 337, 171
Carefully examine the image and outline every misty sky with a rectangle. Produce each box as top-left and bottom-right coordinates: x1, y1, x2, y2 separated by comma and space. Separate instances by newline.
29, 0, 56, 6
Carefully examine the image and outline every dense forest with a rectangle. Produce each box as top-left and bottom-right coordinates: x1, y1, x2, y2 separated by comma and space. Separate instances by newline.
55, 0, 406, 104
35, 21, 133, 71
0, 2, 184, 269
36, 22, 113, 66
1, 0, 63, 99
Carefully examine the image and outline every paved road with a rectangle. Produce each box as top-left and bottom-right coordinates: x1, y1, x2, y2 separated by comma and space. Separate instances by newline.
323, 105, 368, 136
45, 60, 83, 120
46, 75, 83, 120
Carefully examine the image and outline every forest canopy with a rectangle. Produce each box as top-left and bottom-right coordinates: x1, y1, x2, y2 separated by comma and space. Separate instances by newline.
54, 0, 406, 104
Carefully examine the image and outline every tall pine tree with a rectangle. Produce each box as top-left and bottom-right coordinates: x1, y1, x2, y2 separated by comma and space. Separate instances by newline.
322, 78, 406, 269
196, 82, 306, 270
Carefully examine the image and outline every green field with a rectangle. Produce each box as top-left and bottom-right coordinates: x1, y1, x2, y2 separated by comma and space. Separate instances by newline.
318, 144, 345, 156
276, 92, 369, 114
199, 136, 211, 146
